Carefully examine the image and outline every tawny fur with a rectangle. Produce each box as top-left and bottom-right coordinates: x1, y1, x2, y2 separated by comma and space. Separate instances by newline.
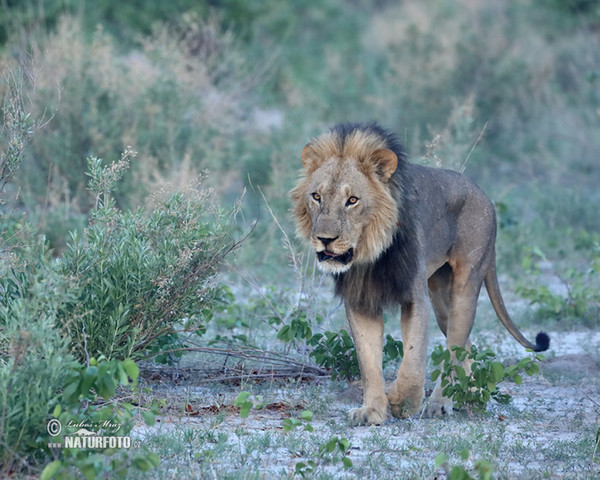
290, 122, 549, 425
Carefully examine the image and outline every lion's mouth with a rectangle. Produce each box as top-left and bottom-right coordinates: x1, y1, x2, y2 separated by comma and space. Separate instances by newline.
317, 248, 354, 265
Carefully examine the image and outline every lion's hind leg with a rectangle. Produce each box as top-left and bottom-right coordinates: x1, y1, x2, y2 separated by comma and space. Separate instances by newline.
426, 264, 478, 417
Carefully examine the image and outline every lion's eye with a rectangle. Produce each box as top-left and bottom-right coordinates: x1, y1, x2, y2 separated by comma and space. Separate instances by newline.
311, 192, 321, 203
346, 196, 359, 206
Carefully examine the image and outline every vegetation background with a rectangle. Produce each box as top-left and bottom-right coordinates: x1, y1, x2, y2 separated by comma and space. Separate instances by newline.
0, 0, 599, 478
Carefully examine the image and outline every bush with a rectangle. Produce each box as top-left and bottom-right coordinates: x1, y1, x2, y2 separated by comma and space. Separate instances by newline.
56, 152, 242, 362
0, 293, 72, 473
431, 345, 542, 413
6, 13, 259, 253
41, 356, 160, 480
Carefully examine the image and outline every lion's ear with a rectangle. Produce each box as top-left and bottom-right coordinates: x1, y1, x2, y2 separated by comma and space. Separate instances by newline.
369, 149, 398, 182
301, 144, 321, 172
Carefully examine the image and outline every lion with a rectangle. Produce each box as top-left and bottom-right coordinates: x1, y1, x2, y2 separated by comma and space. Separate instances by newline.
290, 123, 549, 425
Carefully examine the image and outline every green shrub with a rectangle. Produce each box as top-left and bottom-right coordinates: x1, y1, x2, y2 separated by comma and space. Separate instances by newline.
276, 307, 404, 380
431, 345, 542, 413
0, 296, 72, 474
55, 152, 241, 362
41, 356, 160, 480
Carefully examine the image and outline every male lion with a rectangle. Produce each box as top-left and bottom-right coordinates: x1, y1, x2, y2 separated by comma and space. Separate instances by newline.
290, 123, 549, 425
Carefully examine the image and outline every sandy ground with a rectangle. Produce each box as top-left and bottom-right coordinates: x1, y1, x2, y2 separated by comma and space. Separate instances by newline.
132, 329, 600, 479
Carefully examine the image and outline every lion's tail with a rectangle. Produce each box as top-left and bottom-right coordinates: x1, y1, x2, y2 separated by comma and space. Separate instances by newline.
484, 268, 550, 352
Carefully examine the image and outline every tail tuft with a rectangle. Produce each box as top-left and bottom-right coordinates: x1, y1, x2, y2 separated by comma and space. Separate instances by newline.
534, 332, 550, 352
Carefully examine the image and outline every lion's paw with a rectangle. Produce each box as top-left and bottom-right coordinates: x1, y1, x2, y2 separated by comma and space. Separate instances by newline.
388, 384, 424, 419
348, 406, 388, 426
389, 399, 419, 419
423, 397, 453, 418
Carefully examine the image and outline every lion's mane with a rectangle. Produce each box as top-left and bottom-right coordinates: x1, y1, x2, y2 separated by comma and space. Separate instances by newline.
291, 123, 420, 316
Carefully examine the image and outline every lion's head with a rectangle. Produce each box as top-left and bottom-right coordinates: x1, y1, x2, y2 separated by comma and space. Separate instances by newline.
290, 124, 404, 274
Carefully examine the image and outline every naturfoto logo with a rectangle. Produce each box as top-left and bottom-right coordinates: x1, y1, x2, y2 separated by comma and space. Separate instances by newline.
47, 419, 139, 449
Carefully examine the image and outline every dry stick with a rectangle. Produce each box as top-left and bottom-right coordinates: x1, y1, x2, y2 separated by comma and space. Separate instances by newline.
141, 345, 327, 377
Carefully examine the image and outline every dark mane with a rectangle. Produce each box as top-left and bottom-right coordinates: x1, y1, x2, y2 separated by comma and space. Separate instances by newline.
331, 123, 419, 316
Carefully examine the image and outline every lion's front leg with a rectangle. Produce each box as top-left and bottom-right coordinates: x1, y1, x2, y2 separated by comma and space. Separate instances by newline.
388, 296, 429, 418
346, 306, 389, 425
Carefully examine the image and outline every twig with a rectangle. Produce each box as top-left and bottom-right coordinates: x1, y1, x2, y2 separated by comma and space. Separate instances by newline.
461, 121, 488, 173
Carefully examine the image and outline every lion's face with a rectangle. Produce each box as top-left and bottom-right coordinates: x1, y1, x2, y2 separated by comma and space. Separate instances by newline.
304, 157, 374, 273
291, 131, 400, 274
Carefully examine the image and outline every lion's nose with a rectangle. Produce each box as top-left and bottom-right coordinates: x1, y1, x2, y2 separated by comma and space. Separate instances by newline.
317, 236, 338, 248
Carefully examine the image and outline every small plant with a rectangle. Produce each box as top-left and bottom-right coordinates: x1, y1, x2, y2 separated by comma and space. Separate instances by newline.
282, 410, 314, 433
41, 356, 160, 480
308, 329, 360, 381
233, 391, 253, 419
277, 314, 404, 381
435, 450, 493, 480
593, 427, 600, 463
431, 344, 543, 412
294, 436, 353, 477
516, 245, 600, 325
233, 391, 265, 419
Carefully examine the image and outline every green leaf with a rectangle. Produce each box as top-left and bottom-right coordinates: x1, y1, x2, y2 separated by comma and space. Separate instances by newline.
434, 453, 447, 468
342, 456, 353, 469
454, 365, 466, 381
116, 362, 129, 385
147, 452, 161, 468
491, 362, 505, 383
62, 379, 81, 403
234, 391, 251, 406
41, 461, 62, 480
301, 410, 313, 422
80, 365, 97, 394
122, 358, 139, 383
97, 374, 116, 400
142, 410, 156, 426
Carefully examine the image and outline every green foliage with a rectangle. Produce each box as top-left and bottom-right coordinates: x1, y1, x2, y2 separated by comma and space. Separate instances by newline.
277, 315, 404, 381
516, 245, 600, 325
435, 450, 493, 480
0, 297, 72, 473
0, 73, 37, 194
431, 345, 543, 413
308, 329, 359, 381
41, 356, 160, 480
232, 394, 352, 476
277, 314, 314, 344
294, 436, 353, 477
278, 408, 352, 477
233, 392, 254, 419
593, 427, 600, 463
282, 410, 314, 433
233, 391, 266, 419
56, 153, 239, 362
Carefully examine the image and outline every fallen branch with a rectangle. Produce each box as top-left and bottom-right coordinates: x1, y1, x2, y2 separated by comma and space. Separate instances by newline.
141, 343, 329, 382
